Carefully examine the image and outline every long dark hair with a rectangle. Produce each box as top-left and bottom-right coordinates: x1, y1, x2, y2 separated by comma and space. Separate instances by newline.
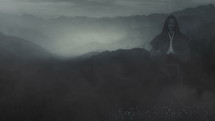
162, 15, 181, 34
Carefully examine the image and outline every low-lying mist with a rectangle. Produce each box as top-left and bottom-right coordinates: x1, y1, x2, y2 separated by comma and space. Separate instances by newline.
46, 26, 130, 56
0, 14, 160, 57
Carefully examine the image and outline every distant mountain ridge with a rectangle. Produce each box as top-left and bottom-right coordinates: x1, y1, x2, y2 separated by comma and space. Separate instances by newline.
0, 32, 51, 61
0, 4, 214, 57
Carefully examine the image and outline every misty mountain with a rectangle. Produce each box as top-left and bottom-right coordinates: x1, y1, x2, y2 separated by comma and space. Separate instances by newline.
191, 20, 215, 53
0, 14, 49, 47
174, 4, 215, 36
174, 4, 215, 19
188, 20, 215, 81
51, 3, 215, 56
0, 32, 51, 61
0, 4, 214, 57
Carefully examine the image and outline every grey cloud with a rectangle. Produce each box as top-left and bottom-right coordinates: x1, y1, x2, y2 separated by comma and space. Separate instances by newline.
1, 0, 215, 17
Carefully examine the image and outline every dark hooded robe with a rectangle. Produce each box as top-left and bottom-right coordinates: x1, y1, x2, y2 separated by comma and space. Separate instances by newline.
150, 15, 191, 63
150, 15, 191, 82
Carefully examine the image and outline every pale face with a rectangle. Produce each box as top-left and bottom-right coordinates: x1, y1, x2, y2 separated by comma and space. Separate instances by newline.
168, 18, 176, 32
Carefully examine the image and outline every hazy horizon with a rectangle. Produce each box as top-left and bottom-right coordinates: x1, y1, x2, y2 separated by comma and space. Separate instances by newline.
0, 1, 214, 57
0, 0, 214, 18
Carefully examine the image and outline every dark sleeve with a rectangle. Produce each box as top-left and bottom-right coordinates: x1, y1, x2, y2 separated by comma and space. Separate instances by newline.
150, 36, 157, 49
150, 35, 160, 55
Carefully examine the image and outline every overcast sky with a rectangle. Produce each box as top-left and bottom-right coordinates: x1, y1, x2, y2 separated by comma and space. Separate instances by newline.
0, 0, 214, 17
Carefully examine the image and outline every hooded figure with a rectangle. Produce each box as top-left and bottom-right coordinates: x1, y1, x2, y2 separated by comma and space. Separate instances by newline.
150, 15, 191, 82
150, 15, 191, 63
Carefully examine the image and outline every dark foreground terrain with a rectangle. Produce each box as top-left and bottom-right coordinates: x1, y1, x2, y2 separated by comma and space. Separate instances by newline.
0, 32, 215, 121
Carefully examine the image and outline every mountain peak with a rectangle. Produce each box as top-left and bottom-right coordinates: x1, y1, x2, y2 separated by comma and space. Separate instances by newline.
205, 3, 215, 8
173, 3, 215, 17
196, 3, 215, 10
0, 32, 51, 60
